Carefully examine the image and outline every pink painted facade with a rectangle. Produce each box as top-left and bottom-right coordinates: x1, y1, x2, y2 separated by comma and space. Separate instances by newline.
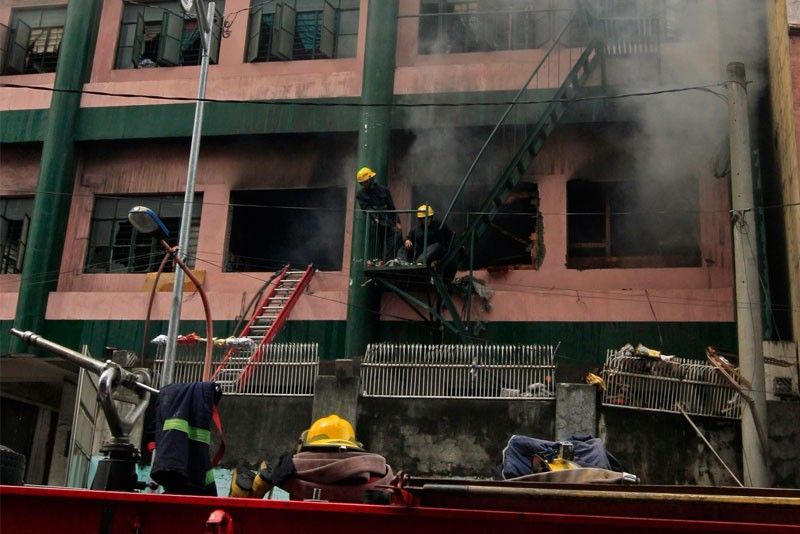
0, 0, 734, 325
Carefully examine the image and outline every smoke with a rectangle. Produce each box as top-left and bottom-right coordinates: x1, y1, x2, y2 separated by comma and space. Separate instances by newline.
588, 0, 768, 258
393, 0, 769, 261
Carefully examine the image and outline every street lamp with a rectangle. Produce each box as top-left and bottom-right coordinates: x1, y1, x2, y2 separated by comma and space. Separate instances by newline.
128, 206, 214, 384
160, 0, 216, 387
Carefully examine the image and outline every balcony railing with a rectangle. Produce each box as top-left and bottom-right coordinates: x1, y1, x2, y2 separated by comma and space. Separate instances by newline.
362, 343, 556, 399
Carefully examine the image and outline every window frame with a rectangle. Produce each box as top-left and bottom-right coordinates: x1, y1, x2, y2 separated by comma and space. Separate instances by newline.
0, 197, 34, 275
2, 6, 67, 75
85, 195, 202, 274
417, 0, 552, 55
114, 0, 224, 70
245, 0, 357, 63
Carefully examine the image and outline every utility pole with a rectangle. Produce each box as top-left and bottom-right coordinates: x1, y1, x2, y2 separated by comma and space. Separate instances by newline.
726, 61, 771, 487
162, 0, 216, 386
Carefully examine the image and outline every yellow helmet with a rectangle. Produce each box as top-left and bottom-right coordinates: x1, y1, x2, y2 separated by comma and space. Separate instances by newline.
300, 414, 363, 451
416, 204, 434, 218
356, 167, 377, 183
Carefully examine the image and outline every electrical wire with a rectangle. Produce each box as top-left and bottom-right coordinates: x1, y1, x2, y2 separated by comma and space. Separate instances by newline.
1, 188, 798, 217
0, 81, 729, 108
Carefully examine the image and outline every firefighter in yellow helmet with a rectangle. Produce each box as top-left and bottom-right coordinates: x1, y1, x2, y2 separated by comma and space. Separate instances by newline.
400, 203, 453, 268
356, 167, 402, 264
298, 414, 364, 452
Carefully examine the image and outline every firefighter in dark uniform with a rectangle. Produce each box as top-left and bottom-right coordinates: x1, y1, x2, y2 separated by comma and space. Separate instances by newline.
355, 166, 402, 263
400, 204, 453, 268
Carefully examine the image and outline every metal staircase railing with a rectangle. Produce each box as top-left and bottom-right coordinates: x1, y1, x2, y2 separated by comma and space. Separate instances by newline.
359, 6, 605, 339
440, 25, 604, 270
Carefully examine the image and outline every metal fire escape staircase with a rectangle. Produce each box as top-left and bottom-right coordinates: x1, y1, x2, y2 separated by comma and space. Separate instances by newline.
365, 8, 605, 338
212, 265, 314, 390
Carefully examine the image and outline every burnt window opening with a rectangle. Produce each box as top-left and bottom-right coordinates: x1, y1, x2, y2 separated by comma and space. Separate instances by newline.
85, 195, 202, 273
566, 178, 700, 269
409, 182, 542, 270
471, 183, 543, 269
0, 197, 33, 274
227, 188, 346, 272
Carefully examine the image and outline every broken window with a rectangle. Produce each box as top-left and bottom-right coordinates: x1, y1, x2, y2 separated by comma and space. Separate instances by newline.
226, 188, 346, 272
418, 0, 551, 54
471, 183, 542, 269
85, 195, 202, 273
2, 7, 66, 74
566, 178, 700, 269
246, 0, 358, 63
0, 197, 33, 274
408, 182, 542, 270
115, 1, 224, 69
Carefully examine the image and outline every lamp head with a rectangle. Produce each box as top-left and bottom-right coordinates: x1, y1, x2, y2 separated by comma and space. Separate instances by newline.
128, 206, 170, 240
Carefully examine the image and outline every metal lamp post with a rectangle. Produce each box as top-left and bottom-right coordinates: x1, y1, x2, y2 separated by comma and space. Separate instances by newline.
128, 206, 214, 383
162, 0, 216, 387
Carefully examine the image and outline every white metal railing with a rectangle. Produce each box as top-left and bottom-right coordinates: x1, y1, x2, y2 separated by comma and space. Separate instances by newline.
601, 351, 742, 419
152, 342, 318, 396
361, 344, 555, 399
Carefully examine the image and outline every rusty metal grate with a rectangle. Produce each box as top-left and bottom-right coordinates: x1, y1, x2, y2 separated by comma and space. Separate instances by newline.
361, 344, 555, 399
152, 343, 318, 396
601, 351, 742, 419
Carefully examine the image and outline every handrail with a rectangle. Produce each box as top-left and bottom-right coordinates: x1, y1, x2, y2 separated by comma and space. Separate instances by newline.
439, 7, 584, 229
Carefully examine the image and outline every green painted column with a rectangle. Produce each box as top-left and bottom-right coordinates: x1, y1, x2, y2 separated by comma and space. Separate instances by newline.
344, 0, 399, 358
10, 0, 100, 353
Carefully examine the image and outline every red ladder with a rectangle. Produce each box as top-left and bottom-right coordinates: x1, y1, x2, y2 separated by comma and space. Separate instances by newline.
212, 265, 314, 390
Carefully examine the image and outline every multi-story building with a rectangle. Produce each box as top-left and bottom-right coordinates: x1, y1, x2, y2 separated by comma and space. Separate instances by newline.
1, 0, 798, 487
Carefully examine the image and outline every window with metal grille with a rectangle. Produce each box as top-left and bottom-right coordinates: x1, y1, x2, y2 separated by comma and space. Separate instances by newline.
245, 0, 358, 63
0, 197, 33, 274
2, 7, 66, 75
418, 0, 552, 54
85, 195, 202, 273
115, 0, 224, 69
566, 178, 700, 269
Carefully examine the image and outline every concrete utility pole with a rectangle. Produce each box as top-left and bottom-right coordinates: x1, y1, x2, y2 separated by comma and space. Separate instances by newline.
344, 1, 399, 359
726, 61, 771, 487
10, 0, 99, 355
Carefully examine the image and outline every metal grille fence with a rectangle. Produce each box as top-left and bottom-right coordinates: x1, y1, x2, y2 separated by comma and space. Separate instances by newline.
361, 344, 555, 399
601, 351, 742, 419
152, 343, 318, 396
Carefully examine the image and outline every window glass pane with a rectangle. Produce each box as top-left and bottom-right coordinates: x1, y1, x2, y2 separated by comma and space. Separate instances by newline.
297, 0, 324, 10
94, 198, 116, 219
336, 34, 356, 57
88, 220, 114, 247
13, 10, 44, 28
40, 7, 67, 27
338, 9, 358, 35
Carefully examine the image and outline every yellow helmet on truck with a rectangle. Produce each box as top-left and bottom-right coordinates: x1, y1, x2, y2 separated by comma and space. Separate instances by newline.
416, 204, 434, 218
356, 167, 377, 183
299, 414, 363, 451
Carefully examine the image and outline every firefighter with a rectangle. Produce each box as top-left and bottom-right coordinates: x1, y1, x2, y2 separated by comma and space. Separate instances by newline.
231, 414, 393, 503
356, 167, 402, 263
400, 204, 453, 268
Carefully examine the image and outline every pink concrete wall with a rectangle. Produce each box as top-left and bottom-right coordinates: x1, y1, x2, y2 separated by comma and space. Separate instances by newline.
3, 130, 732, 323
2, 1, 724, 110
0, 1, 735, 324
